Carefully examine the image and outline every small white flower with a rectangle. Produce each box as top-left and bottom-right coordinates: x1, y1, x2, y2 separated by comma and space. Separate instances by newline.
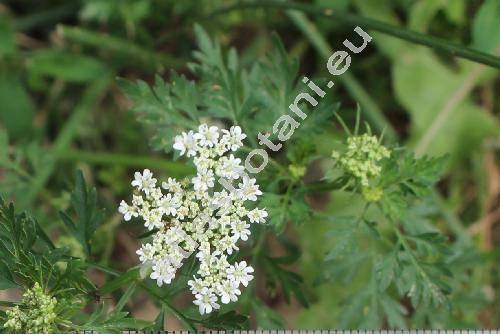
222, 125, 247, 151
217, 235, 239, 255
136, 243, 156, 262
118, 200, 137, 221
173, 130, 199, 157
192, 170, 215, 192
131, 194, 146, 207
210, 190, 232, 211
143, 208, 163, 230
214, 141, 230, 156
196, 248, 217, 264
238, 176, 262, 201
131, 169, 157, 194
227, 261, 254, 287
233, 203, 248, 217
161, 177, 182, 193
196, 124, 220, 147
231, 220, 251, 241
247, 208, 268, 224
193, 287, 220, 315
193, 156, 214, 174
188, 277, 206, 295
217, 280, 241, 304
159, 193, 181, 216
150, 260, 175, 287
216, 154, 244, 179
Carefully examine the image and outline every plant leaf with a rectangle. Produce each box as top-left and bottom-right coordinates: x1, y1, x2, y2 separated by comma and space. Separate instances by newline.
59, 170, 105, 256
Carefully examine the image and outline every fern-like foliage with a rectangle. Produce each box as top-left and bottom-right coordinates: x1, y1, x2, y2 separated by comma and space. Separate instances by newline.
0, 173, 150, 332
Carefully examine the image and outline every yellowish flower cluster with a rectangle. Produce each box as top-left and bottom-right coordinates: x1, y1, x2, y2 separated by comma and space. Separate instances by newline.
332, 134, 390, 186
4, 283, 57, 334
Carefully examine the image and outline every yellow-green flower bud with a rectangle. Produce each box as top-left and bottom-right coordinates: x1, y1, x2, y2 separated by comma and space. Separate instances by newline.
362, 186, 384, 202
288, 164, 306, 180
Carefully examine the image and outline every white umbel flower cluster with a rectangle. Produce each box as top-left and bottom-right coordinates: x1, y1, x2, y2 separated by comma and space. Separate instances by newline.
119, 124, 268, 315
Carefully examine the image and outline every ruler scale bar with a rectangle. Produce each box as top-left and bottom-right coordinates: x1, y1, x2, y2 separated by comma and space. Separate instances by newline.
114, 331, 500, 334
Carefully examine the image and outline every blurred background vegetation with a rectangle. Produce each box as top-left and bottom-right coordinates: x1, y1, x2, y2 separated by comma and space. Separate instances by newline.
0, 0, 499, 329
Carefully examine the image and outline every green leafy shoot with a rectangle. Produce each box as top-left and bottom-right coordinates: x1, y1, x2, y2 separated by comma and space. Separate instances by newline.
59, 170, 105, 257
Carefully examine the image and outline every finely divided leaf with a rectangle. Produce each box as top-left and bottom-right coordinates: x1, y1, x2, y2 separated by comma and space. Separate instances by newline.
60, 170, 104, 256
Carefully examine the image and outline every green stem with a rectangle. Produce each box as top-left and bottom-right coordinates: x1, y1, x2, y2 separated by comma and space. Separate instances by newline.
57, 25, 185, 70
212, 1, 500, 69
356, 203, 370, 226
137, 282, 196, 330
392, 225, 425, 276
301, 177, 347, 193
279, 181, 295, 226
86, 262, 121, 277
86, 262, 196, 330
59, 149, 194, 177
251, 227, 267, 259
286, 10, 398, 142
